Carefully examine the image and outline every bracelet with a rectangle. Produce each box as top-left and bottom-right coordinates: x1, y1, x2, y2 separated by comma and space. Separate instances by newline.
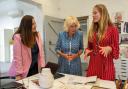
77, 52, 80, 56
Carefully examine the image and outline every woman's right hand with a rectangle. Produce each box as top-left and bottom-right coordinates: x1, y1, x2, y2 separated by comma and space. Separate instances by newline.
84, 49, 92, 60
62, 53, 71, 61
57, 51, 71, 61
16, 75, 22, 81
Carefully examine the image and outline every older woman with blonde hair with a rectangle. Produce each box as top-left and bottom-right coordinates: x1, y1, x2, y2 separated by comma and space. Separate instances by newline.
55, 16, 83, 75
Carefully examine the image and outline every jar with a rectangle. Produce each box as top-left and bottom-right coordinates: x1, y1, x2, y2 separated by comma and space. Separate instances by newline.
39, 68, 54, 89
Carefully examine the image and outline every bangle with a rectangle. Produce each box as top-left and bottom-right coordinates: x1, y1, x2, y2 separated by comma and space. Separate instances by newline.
77, 52, 80, 56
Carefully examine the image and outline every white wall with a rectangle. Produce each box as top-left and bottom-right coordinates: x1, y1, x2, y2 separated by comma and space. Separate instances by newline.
31, 0, 128, 30
0, 29, 5, 62
18, 1, 43, 33
0, 16, 17, 62
59, 0, 128, 20
32, 0, 60, 18
0, 0, 44, 33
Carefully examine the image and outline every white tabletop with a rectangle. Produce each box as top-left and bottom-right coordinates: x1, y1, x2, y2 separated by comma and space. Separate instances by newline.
17, 74, 116, 89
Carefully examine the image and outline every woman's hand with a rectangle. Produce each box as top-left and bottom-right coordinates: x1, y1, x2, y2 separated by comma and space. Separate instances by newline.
61, 53, 71, 61
68, 54, 79, 61
99, 46, 112, 57
62, 53, 79, 61
84, 49, 92, 60
16, 75, 22, 81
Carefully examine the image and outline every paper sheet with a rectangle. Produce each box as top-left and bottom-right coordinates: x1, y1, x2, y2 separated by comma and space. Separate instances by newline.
95, 79, 116, 89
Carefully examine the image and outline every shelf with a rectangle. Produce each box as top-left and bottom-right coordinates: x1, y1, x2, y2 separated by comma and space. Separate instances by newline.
120, 33, 128, 35
120, 44, 128, 47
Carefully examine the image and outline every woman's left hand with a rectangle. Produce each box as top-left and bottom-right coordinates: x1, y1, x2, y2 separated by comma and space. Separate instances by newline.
99, 46, 112, 57
69, 54, 78, 61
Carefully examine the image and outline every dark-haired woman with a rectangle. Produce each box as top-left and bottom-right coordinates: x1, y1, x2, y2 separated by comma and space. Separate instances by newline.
9, 15, 45, 80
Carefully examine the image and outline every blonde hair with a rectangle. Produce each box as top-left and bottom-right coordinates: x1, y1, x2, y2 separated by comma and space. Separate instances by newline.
88, 4, 113, 42
64, 16, 80, 32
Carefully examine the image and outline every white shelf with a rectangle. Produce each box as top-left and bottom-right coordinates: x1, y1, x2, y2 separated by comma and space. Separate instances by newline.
114, 58, 128, 80
120, 44, 128, 47
120, 33, 128, 35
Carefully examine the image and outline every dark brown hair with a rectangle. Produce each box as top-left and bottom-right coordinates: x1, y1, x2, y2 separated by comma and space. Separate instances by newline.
14, 15, 38, 48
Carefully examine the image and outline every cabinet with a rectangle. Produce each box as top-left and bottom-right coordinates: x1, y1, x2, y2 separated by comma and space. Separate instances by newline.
114, 45, 128, 80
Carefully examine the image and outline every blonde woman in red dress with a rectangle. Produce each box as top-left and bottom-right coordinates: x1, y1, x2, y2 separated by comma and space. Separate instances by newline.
84, 4, 119, 81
